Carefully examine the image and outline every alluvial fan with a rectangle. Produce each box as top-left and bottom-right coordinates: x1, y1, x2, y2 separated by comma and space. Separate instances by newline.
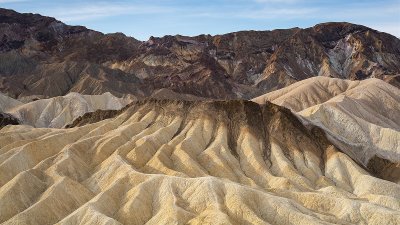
1, 99, 399, 225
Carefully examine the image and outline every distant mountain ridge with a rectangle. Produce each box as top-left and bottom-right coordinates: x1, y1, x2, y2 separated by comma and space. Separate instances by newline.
0, 8, 399, 100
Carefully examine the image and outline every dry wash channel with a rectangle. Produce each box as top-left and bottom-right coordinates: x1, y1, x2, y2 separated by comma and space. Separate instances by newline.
0, 100, 399, 224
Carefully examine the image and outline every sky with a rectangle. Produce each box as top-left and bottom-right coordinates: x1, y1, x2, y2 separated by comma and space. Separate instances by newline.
1, 0, 399, 40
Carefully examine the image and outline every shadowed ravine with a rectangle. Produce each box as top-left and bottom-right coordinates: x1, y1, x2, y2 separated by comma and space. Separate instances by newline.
1, 99, 399, 224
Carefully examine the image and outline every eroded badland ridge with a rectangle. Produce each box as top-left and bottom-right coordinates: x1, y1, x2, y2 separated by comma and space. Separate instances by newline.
1, 99, 400, 224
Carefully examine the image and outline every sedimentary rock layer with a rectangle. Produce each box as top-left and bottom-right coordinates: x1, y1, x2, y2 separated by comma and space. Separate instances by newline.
253, 76, 400, 182
1, 100, 399, 224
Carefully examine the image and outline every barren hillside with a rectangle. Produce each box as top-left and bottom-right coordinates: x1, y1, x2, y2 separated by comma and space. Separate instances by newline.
253, 77, 400, 182
1, 100, 400, 224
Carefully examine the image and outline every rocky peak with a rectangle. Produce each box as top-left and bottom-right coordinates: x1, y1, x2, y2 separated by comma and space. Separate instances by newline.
0, 8, 399, 100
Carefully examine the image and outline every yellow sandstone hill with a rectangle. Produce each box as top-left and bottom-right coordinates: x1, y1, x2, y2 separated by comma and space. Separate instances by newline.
0, 100, 399, 224
253, 77, 400, 182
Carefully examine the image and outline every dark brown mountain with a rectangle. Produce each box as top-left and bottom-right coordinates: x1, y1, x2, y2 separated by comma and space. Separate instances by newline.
0, 8, 399, 100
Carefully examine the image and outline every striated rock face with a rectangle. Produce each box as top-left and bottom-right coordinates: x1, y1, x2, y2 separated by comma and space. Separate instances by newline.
256, 23, 400, 91
0, 8, 399, 99
0, 92, 131, 128
253, 76, 400, 182
1, 99, 400, 224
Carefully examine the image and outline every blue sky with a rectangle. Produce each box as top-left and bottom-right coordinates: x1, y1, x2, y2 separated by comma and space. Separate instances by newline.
1, 0, 399, 40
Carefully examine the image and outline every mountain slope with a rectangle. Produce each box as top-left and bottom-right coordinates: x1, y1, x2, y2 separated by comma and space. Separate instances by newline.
0, 92, 131, 128
1, 100, 399, 224
0, 8, 399, 225
253, 77, 400, 182
0, 8, 399, 99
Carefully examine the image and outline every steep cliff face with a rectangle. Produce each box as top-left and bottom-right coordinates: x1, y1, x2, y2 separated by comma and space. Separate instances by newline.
1, 8, 399, 99
1, 99, 400, 224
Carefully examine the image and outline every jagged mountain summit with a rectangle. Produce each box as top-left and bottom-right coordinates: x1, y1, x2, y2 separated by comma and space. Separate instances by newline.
1, 99, 400, 224
0, 8, 399, 100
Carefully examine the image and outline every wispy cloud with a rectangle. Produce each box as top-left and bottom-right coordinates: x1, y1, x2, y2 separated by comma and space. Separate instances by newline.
237, 7, 319, 19
0, 0, 28, 3
43, 2, 173, 22
185, 7, 318, 20
253, 0, 301, 3
39, 0, 319, 23
4, 0, 398, 39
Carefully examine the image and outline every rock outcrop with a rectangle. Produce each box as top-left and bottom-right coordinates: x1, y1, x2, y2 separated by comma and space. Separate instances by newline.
1, 99, 399, 224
